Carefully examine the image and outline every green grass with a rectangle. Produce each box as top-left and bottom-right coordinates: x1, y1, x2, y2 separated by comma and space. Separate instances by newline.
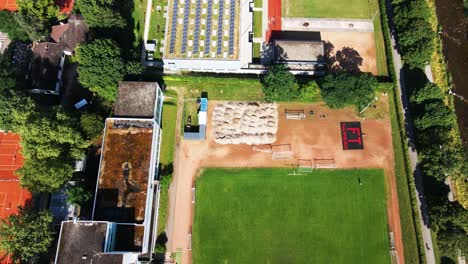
157, 89, 178, 235
254, 0, 262, 8
193, 168, 391, 264
253, 42, 261, 59
253, 11, 263, 38
387, 86, 424, 263
165, 75, 264, 101
132, 0, 148, 43
282, 0, 373, 18
373, 12, 389, 76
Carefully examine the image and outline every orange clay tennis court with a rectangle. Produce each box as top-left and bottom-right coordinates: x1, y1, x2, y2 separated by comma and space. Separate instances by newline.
0, 132, 31, 264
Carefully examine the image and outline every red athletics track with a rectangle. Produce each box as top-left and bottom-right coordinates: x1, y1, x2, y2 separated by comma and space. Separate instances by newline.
267, 0, 282, 42
0, 132, 31, 264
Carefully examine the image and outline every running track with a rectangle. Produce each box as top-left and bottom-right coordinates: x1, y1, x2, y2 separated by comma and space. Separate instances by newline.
266, 0, 282, 41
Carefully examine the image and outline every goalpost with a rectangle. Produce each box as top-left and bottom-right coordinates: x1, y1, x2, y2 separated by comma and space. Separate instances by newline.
314, 158, 336, 168
285, 109, 306, 120
271, 144, 293, 160
297, 159, 314, 173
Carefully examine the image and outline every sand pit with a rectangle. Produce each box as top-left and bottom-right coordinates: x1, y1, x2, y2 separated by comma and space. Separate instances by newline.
212, 102, 278, 145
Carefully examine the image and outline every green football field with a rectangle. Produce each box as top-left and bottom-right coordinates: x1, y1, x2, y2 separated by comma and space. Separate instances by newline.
282, 0, 373, 19
193, 168, 391, 264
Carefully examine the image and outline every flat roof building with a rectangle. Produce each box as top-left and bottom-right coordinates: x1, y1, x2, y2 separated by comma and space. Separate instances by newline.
274, 40, 325, 70
55, 82, 164, 264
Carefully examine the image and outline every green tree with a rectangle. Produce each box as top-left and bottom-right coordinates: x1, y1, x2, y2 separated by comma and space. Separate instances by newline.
75, 39, 125, 102
413, 102, 456, 131
10, 109, 89, 192
80, 112, 104, 139
392, 0, 435, 68
297, 81, 321, 102
262, 64, 299, 102
437, 224, 468, 256
0, 206, 54, 262
75, 0, 126, 28
319, 71, 378, 109
66, 184, 92, 205
0, 11, 28, 41
17, 0, 60, 23
125, 61, 145, 76
12, 12, 48, 41
410, 82, 444, 104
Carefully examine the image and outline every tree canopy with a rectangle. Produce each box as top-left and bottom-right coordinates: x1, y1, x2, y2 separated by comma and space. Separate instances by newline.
0, 11, 28, 41
392, 0, 435, 68
319, 71, 378, 109
410, 82, 444, 104
0, 206, 55, 262
17, 0, 60, 23
10, 108, 89, 193
262, 64, 299, 102
75, 39, 125, 102
75, 0, 126, 28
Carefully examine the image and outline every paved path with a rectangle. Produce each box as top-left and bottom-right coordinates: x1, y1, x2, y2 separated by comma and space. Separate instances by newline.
143, 0, 153, 43
386, 0, 436, 263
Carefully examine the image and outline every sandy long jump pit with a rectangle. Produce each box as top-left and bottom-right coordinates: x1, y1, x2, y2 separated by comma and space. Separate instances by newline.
212, 102, 278, 145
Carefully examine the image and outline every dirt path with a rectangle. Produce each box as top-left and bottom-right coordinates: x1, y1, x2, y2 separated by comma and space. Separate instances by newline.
167, 98, 404, 264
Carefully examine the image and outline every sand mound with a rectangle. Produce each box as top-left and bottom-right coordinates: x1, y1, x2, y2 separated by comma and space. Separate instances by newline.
212, 102, 278, 145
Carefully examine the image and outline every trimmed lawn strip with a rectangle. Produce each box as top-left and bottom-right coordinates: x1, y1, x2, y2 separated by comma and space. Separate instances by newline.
165, 75, 264, 101
253, 42, 261, 59
157, 89, 178, 236
388, 87, 425, 263
194, 168, 391, 264
132, 0, 148, 43
254, 0, 262, 8
373, 16, 389, 76
253, 11, 262, 38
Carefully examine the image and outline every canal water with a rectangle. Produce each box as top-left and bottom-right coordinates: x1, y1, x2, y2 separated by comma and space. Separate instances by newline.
434, 0, 468, 145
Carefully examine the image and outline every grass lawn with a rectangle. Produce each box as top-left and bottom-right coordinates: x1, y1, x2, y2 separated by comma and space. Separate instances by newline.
193, 168, 391, 264
156, 89, 178, 235
282, 0, 372, 18
165, 75, 264, 101
253, 42, 261, 59
253, 11, 263, 38
254, 0, 262, 8
132, 0, 148, 44
387, 86, 423, 263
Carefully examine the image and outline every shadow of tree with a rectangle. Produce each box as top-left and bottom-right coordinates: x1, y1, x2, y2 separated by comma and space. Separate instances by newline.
323, 41, 363, 74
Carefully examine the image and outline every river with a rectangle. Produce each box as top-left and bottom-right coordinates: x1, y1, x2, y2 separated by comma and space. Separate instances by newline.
434, 0, 468, 145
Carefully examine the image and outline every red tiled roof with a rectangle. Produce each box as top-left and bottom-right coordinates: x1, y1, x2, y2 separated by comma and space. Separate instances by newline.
0, 132, 32, 264
0, 0, 74, 13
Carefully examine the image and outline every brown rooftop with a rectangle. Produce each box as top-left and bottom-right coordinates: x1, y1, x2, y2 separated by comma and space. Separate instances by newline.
30, 42, 63, 91
94, 119, 154, 223
274, 40, 324, 62
114, 82, 158, 117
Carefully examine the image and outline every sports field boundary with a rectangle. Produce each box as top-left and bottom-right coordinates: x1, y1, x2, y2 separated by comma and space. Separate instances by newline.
378, 0, 427, 260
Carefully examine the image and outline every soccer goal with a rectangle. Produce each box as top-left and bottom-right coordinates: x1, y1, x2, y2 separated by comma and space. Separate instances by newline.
285, 109, 306, 120
252, 144, 272, 153
271, 144, 293, 160
314, 158, 336, 168
297, 159, 314, 173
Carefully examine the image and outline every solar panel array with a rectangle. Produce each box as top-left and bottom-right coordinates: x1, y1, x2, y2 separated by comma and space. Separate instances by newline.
167, 0, 238, 58
204, 0, 213, 54
169, 0, 179, 53
228, 0, 235, 54
181, 0, 191, 54
216, 0, 225, 54
192, 0, 202, 53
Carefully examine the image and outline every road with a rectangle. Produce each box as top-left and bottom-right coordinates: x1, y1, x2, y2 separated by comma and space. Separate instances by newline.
386, 1, 436, 262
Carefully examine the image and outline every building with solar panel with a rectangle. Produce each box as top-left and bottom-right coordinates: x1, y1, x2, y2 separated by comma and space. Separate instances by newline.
161, 0, 254, 72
